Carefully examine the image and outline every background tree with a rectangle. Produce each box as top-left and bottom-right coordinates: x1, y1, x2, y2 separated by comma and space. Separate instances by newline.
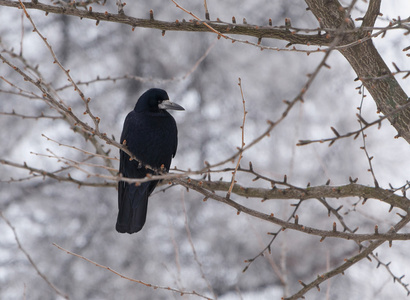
0, 0, 409, 299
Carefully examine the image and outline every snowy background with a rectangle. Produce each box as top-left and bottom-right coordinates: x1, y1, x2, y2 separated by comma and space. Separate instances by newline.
0, 1, 409, 299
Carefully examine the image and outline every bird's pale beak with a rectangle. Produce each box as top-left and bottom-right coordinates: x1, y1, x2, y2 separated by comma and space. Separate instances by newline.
158, 100, 185, 111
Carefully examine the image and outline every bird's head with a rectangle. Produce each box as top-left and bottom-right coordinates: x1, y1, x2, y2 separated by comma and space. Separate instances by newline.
134, 88, 185, 113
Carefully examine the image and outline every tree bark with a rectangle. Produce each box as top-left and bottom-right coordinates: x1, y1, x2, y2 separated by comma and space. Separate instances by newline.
305, 0, 410, 143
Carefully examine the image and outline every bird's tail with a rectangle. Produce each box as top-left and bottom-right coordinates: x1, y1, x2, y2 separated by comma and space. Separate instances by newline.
116, 181, 152, 234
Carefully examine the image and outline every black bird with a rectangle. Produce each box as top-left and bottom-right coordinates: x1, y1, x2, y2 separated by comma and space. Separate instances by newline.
116, 88, 184, 234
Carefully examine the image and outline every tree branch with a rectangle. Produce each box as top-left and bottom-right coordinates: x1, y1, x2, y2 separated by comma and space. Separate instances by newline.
285, 213, 410, 300
305, 0, 410, 144
361, 0, 381, 29
185, 179, 410, 212
175, 178, 410, 242
0, 212, 69, 299
52, 243, 213, 300
0, 0, 330, 46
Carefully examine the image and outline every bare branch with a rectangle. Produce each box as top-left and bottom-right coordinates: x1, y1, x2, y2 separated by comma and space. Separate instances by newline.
0, 0, 331, 47
0, 110, 62, 120
0, 212, 69, 299
53, 243, 213, 300
285, 213, 410, 300
226, 78, 246, 199
175, 178, 410, 242
18, 0, 102, 135
297, 102, 410, 146
357, 85, 379, 188
180, 194, 216, 298
361, 0, 381, 29
243, 200, 303, 273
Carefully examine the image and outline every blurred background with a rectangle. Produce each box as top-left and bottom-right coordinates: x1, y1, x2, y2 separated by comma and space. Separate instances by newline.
1, 0, 409, 299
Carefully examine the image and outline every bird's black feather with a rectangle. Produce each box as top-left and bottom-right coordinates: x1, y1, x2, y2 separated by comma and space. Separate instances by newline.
116, 88, 183, 234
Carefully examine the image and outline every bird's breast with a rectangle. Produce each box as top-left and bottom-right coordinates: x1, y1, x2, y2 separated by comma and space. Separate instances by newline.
125, 113, 177, 171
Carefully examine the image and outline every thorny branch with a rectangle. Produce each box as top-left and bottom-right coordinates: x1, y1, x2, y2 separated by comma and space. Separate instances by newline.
318, 195, 410, 296
284, 213, 410, 300
242, 200, 304, 273
0, 0, 328, 50
357, 85, 379, 188
0, 49, 153, 175
0, 0, 409, 54
53, 39, 217, 91
52, 243, 213, 300
297, 101, 410, 147
18, 0, 100, 130
226, 78, 247, 199
177, 178, 410, 242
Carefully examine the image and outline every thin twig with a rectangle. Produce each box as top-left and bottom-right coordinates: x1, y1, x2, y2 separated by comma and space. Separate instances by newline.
284, 212, 410, 300
41, 134, 119, 161
0, 111, 62, 120
52, 243, 213, 300
357, 85, 379, 187
180, 192, 217, 298
54, 40, 217, 91
297, 101, 410, 146
242, 200, 304, 273
18, 0, 101, 133
226, 78, 246, 199
0, 212, 69, 299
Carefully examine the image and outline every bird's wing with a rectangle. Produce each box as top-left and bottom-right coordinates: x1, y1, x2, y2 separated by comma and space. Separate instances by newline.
173, 124, 178, 158
121, 111, 178, 171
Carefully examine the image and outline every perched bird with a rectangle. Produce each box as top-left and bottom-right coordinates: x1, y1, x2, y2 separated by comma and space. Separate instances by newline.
116, 88, 184, 234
